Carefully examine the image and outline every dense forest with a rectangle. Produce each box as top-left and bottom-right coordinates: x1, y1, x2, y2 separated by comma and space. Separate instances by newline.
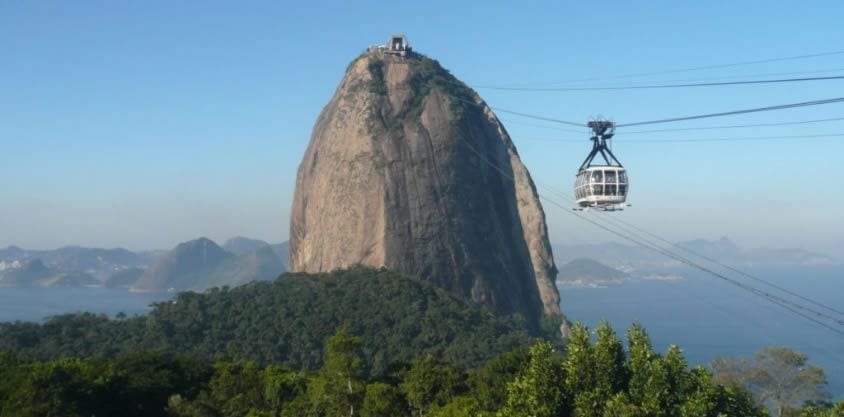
0, 322, 798, 417
1, 267, 839, 416
5, 322, 837, 416
0, 268, 555, 372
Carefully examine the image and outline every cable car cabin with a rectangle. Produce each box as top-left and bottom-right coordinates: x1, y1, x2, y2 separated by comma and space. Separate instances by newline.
575, 166, 628, 208
574, 120, 629, 211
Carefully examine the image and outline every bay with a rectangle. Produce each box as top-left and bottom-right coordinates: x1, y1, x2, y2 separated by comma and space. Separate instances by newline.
0, 287, 172, 322
559, 265, 844, 399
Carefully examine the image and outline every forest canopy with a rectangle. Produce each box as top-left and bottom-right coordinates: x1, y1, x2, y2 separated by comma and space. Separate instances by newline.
0, 267, 549, 372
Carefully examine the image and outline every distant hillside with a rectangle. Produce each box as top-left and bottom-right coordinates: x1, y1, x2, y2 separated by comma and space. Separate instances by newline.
103, 267, 145, 288
203, 245, 285, 288
129, 238, 287, 292
0, 245, 157, 282
222, 237, 270, 256
557, 258, 629, 287
554, 237, 837, 270
0, 246, 26, 260
0, 259, 54, 287
131, 238, 234, 292
271, 242, 289, 271
0, 267, 543, 372
0, 238, 288, 290
0, 260, 100, 288
40, 271, 99, 288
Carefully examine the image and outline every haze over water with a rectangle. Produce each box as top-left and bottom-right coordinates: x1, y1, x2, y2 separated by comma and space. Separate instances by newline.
560, 265, 844, 398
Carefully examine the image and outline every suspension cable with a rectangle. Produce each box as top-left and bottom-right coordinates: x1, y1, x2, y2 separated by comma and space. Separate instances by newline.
616, 97, 844, 127
474, 75, 844, 92
554, 49, 844, 83
621, 116, 844, 135
460, 139, 844, 336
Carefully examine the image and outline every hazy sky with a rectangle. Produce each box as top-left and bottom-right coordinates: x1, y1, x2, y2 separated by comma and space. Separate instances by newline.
2, 1, 843, 255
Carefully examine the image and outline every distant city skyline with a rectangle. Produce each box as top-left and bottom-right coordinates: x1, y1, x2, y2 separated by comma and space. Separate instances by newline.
2, 1, 843, 256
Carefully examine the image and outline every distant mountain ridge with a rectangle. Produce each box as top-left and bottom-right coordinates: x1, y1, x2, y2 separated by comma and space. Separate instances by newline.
553, 237, 837, 271
0, 245, 152, 281
0, 237, 289, 290
221, 237, 268, 255
131, 238, 234, 292
0, 259, 99, 288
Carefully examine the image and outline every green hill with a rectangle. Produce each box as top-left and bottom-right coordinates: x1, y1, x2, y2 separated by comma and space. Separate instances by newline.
557, 258, 629, 287
0, 267, 543, 372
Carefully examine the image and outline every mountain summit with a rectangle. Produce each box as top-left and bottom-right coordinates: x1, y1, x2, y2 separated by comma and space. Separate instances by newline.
289, 43, 564, 331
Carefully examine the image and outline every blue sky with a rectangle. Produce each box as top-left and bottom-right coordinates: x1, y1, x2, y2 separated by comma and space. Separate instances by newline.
1, 1, 843, 255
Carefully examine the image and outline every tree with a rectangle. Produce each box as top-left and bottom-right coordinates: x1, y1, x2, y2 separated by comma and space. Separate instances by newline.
751, 347, 829, 417
430, 396, 482, 417
263, 365, 306, 417
401, 355, 464, 417
564, 322, 595, 396
712, 347, 829, 417
207, 361, 266, 417
467, 347, 530, 413
360, 382, 407, 417
593, 321, 627, 396
625, 323, 662, 415
497, 340, 565, 417
800, 401, 844, 417
309, 327, 366, 417
602, 393, 640, 417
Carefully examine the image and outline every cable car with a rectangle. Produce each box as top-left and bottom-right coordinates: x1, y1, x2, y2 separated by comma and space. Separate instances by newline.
574, 121, 629, 211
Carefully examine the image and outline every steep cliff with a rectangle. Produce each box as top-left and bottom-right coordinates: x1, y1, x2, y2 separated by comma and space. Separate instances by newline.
290, 48, 565, 331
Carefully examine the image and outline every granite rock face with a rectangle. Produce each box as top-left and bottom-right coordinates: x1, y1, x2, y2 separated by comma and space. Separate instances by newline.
290, 49, 566, 331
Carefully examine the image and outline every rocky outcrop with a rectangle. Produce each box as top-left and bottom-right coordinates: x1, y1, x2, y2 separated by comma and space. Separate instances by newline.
289, 48, 565, 331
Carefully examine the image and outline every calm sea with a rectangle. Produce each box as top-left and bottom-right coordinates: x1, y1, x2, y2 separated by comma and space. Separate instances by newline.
559, 265, 844, 399
0, 287, 172, 322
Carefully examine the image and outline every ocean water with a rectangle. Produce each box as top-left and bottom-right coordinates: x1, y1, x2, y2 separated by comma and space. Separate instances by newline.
559, 265, 844, 399
0, 287, 172, 322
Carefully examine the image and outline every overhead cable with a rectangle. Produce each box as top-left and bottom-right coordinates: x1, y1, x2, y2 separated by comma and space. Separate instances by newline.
489, 107, 585, 127
559, 49, 844, 83
475, 75, 844, 92
588, 210, 844, 318
616, 97, 844, 127
519, 133, 844, 144
460, 140, 844, 337
621, 116, 844, 135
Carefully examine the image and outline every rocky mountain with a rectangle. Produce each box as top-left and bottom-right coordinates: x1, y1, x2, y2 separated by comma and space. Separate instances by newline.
131, 238, 233, 292
557, 258, 629, 288
222, 237, 270, 256
289, 46, 563, 332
